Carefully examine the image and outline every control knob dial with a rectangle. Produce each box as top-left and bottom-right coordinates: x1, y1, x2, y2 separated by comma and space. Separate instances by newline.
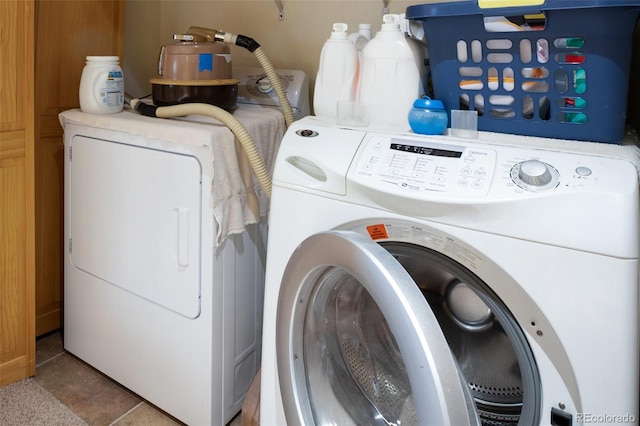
256, 77, 273, 94
511, 159, 559, 191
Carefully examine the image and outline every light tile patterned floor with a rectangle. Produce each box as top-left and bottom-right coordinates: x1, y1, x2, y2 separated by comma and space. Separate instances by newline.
35, 331, 242, 426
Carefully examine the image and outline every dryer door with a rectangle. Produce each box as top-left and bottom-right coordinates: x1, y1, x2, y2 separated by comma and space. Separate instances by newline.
68, 136, 202, 318
276, 230, 481, 426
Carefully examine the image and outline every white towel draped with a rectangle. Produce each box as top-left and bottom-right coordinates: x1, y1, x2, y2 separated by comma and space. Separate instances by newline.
59, 104, 285, 245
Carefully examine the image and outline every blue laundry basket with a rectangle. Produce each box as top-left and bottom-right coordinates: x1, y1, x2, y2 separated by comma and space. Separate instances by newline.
406, 0, 640, 143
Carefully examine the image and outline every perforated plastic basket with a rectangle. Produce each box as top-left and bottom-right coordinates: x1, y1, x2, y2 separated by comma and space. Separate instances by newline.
406, 0, 640, 143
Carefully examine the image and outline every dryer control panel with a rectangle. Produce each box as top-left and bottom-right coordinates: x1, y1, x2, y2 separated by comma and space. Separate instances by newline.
234, 66, 310, 120
353, 135, 498, 196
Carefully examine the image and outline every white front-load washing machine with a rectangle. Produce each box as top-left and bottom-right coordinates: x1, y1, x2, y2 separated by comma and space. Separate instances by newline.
260, 116, 640, 425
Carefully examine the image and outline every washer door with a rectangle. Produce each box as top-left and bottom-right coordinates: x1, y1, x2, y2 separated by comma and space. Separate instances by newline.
276, 231, 481, 426
380, 241, 541, 425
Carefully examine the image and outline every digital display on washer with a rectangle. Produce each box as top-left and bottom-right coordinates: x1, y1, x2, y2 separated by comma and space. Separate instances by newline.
390, 138, 463, 158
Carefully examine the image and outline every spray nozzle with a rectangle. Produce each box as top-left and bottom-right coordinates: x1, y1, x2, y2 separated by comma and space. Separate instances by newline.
185, 26, 223, 42
181, 26, 261, 51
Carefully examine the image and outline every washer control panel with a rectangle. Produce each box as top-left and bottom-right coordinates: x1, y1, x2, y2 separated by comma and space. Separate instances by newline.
353, 136, 498, 196
349, 132, 635, 199
279, 118, 636, 201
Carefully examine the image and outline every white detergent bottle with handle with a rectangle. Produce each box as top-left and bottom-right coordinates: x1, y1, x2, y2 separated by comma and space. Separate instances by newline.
348, 23, 373, 51
313, 23, 358, 119
400, 14, 429, 97
348, 24, 372, 98
359, 14, 421, 130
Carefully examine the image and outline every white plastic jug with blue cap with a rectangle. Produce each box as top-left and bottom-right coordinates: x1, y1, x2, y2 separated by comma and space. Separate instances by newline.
313, 23, 358, 119
358, 14, 421, 130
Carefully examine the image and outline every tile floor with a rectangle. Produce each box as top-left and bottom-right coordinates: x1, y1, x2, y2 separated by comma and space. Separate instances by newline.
35, 330, 242, 426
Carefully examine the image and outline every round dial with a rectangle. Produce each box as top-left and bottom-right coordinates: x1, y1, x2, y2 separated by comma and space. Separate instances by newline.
510, 160, 559, 192
519, 160, 553, 186
252, 74, 289, 96
256, 77, 273, 94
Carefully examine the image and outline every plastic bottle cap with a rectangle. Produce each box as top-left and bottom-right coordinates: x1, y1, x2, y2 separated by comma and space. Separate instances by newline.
383, 14, 397, 24
331, 23, 349, 39
381, 14, 401, 31
358, 23, 373, 40
86, 56, 120, 62
413, 97, 445, 110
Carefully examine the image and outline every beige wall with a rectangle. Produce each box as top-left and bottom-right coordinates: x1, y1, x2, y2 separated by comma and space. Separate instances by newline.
123, 0, 436, 99
123, 0, 639, 131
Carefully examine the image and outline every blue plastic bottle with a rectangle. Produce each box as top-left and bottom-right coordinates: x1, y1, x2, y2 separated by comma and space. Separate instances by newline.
408, 97, 448, 135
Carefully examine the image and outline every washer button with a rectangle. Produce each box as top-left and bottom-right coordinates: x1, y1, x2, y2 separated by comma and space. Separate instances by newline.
576, 166, 592, 176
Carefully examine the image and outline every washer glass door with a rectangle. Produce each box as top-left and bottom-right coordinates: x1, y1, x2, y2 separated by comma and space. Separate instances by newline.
276, 231, 481, 426
380, 241, 541, 425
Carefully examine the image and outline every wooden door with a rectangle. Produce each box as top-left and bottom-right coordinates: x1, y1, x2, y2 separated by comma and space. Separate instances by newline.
0, 0, 36, 386
34, 0, 124, 336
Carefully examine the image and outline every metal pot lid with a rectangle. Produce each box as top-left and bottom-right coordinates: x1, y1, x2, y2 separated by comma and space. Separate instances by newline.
162, 40, 230, 55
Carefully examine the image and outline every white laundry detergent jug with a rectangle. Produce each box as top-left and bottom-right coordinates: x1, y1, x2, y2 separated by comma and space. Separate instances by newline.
348, 23, 372, 44
348, 23, 372, 99
358, 14, 421, 130
313, 23, 358, 119
348, 24, 373, 62
400, 14, 430, 98
79, 56, 124, 114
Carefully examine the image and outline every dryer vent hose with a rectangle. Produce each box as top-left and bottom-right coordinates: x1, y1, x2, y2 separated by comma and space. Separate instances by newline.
130, 99, 273, 199
191, 26, 296, 128
252, 46, 295, 128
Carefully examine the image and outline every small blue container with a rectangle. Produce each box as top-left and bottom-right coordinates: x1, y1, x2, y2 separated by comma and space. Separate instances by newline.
409, 97, 448, 135
406, 0, 640, 143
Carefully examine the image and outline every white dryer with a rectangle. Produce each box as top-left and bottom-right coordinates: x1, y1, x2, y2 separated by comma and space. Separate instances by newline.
261, 116, 640, 425
60, 106, 284, 426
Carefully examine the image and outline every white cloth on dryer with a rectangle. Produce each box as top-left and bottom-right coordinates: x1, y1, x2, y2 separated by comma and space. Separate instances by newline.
59, 104, 285, 245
